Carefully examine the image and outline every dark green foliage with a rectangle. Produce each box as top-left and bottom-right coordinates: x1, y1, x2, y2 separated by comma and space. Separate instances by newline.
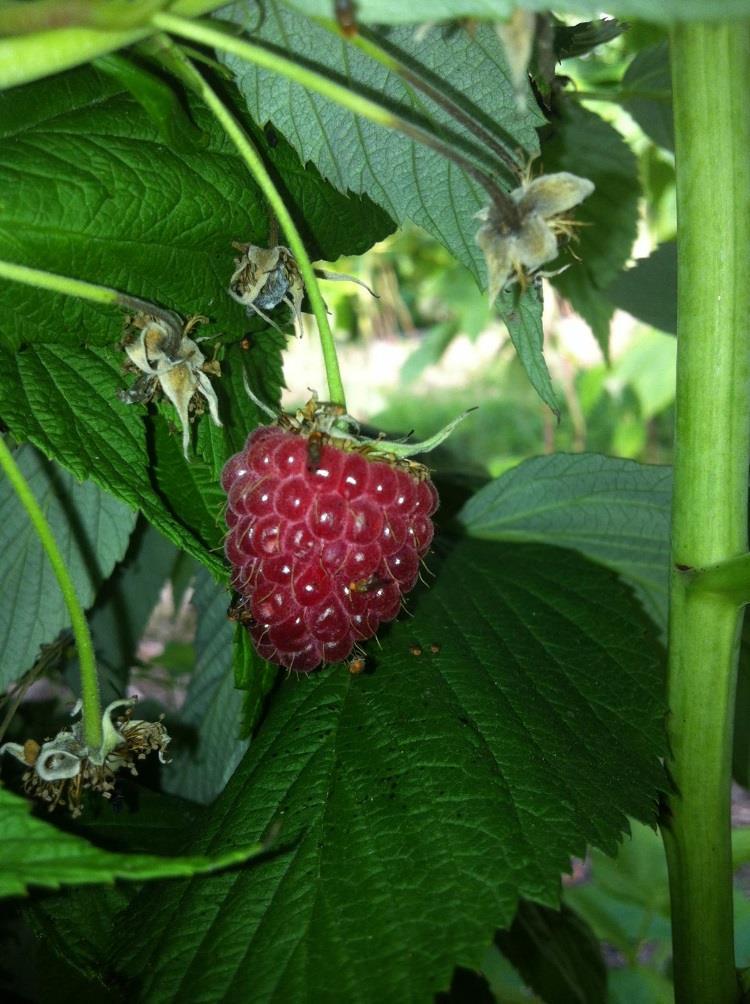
106, 540, 666, 1002
606, 241, 677, 334
496, 901, 607, 1004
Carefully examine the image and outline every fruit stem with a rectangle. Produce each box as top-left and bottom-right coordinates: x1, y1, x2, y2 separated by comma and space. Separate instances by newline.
150, 13, 520, 221
316, 17, 522, 178
0, 436, 102, 751
154, 38, 347, 409
662, 20, 750, 1004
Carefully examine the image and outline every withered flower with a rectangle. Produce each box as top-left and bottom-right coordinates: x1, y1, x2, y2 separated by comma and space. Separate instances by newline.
119, 313, 222, 459
0, 698, 170, 818
475, 171, 595, 302
229, 244, 304, 333
229, 242, 376, 335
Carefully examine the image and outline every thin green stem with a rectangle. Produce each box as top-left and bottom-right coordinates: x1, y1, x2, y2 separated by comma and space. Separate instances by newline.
663, 21, 750, 1004
150, 13, 519, 222
152, 37, 346, 408
315, 17, 521, 177
0, 259, 119, 305
0, 437, 101, 750
0, 259, 181, 327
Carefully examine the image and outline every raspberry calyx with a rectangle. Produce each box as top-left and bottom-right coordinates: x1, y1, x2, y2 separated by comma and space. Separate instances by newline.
222, 416, 438, 673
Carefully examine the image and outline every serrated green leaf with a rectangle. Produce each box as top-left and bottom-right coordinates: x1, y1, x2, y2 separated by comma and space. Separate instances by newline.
0, 64, 391, 352
622, 42, 673, 151
496, 901, 607, 1004
458, 453, 672, 630
498, 284, 559, 416
109, 538, 666, 1003
545, 100, 640, 358
0, 64, 392, 574
163, 567, 249, 804
0, 786, 266, 899
285, 0, 750, 25
0, 344, 227, 576
221, 1, 541, 281
606, 242, 677, 334
0, 444, 136, 689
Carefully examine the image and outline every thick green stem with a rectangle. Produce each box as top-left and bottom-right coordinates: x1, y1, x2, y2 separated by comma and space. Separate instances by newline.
150, 13, 518, 220
0, 437, 101, 750
663, 22, 750, 1004
153, 39, 346, 408
0, 0, 225, 90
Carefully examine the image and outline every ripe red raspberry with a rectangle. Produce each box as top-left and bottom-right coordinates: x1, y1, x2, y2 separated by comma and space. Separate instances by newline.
222, 426, 438, 672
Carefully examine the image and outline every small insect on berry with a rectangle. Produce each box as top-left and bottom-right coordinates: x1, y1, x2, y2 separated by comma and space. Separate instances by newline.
348, 656, 366, 675
306, 429, 324, 473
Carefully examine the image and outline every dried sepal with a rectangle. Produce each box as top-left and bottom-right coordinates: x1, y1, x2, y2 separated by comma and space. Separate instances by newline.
119, 313, 222, 458
0, 698, 171, 817
241, 384, 474, 474
475, 170, 595, 299
229, 243, 304, 334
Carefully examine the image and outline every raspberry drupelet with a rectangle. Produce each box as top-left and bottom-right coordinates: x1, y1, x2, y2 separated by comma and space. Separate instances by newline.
222, 425, 438, 672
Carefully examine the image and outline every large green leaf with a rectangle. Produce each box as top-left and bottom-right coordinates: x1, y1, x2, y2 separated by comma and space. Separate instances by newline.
109, 538, 666, 1002
0, 344, 227, 576
458, 453, 672, 630
606, 242, 677, 334
221, 1, 541, 283
0, 65, 391, 574
545, 100, 640, 357
0, 786, 266, 899
0, 64, 391, 351
285, 1, 750, 25
0, 444, 136, 689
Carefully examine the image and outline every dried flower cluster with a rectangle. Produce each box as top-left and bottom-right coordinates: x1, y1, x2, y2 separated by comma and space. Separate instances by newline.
229, 242, 375, 336
119, 312, 222, 458
0, 698, 170, 817
229, 243, 305, 333
476, 171, 595, 302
